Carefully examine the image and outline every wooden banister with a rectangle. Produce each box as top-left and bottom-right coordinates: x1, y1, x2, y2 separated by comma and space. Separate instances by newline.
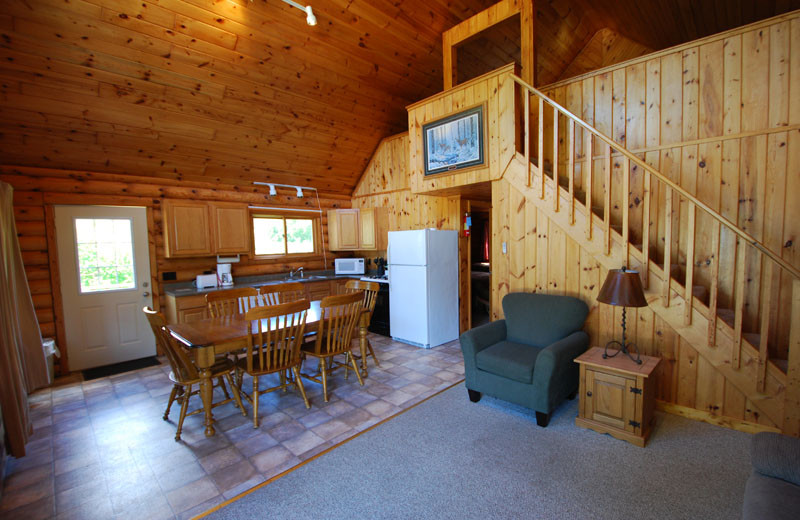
510, 74, 800, 282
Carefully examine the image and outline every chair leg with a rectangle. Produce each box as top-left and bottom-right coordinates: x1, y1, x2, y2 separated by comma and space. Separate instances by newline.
320, 357, 329, 402
343, 352, 350, 381
176, 383, 192, 441
163, 385, 179, 420
293, 365, 310, 409
218, 376, 231, 400
349, 352, 364, 387
252, 376, 259, 429
226, 373, 247, 417
367, 339, 380, 367
535, 411, 550, 428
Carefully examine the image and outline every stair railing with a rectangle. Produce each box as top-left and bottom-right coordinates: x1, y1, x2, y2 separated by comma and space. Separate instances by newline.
511, 73, 799, 392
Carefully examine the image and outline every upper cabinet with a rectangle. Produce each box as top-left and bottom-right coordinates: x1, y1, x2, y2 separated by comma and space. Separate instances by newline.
162, 199, 250, 258
328, 208, 388, 251
210, 202, 250, 254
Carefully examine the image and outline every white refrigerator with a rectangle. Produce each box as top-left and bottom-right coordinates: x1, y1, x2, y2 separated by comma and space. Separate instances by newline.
388, 229, 459, 348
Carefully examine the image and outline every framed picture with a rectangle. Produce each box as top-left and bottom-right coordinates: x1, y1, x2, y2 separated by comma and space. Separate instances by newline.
423, 105, 485, 176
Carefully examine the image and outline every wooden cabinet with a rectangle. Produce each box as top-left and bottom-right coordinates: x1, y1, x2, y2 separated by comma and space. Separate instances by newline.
163, 199, 249, 258
328, 208, 388, 251
574, 347, 660, 447
210, 202, 250, 254
163, 200, 213, 258
305, 280, 333, 301
165, 294, 209, 324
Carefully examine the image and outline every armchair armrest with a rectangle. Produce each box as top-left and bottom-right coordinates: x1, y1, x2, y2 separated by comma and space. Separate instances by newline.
531, 330, 589, 411
751, 432, 800, 486
460, 320, 507, 360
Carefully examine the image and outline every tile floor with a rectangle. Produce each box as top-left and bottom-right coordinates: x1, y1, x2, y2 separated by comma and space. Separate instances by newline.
0, 335, 464, 520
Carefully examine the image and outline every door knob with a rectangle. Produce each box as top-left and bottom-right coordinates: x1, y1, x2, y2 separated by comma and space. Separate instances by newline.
586, 391, 592, 397
142, 292, 150, 297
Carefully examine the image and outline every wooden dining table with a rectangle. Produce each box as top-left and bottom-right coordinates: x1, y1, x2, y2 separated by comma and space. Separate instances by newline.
167, 300, 371, 437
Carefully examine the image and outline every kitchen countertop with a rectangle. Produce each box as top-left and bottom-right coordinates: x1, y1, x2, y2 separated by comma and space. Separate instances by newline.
163, 270, 370, 297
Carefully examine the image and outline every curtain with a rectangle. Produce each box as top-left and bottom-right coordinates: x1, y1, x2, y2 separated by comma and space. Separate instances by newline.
0, 182, 49, 458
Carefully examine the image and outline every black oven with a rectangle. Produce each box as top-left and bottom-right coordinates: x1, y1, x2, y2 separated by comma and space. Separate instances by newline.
369, 283, 390, 336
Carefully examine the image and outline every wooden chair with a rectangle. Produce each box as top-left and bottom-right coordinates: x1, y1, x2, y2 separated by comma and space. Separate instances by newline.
257, 282, 305, 307
300, 292, 365, 402
236, 299, 311, 428
343, 279, 381, 373
142, 307, 245, 441
205, 287, 258, 318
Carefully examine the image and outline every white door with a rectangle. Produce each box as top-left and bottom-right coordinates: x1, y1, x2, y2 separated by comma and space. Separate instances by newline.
55, 206, 155, 370
389, 264, 429, 346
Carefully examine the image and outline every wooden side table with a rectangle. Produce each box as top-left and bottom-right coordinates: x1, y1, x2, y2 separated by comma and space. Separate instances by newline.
574, 347, 660, 447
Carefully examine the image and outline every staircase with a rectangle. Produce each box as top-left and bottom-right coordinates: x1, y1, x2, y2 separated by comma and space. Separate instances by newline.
502, 74, 800, 435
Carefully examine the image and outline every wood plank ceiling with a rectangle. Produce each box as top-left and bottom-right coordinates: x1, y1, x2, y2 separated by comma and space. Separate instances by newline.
0, 0, 797, 196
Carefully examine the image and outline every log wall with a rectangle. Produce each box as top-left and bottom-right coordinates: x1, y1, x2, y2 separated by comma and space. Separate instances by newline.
3, 165, 351, 374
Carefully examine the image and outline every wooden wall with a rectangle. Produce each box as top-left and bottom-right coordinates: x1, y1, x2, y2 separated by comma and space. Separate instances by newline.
351, 133, 468, 332
3, 165, 351, 374
407, 64, 517, 195
558, 28, 653, 81
491, 176, 781, 430
541, 12, 800, 360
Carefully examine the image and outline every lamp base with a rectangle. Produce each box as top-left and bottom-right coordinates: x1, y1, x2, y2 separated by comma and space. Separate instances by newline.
602, 340, 643, 365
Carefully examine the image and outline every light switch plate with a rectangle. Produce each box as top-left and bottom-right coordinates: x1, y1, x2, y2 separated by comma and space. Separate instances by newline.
502, 242, 507, 254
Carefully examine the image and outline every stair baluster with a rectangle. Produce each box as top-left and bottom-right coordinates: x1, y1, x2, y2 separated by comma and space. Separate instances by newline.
757, 261, 776, 392
603, 143, 612, 255
663, 187, 673, 307
568, 120, 575, 225
733, 239, 746, 369
684, 204, 696, 326
553, 105, 559, 212
524, 93, 530, 187
708, 221, 721, 347
585, 134, 593, 240
642, 171, 651, 289
622, 155, 630, 265
538, 97, 544, 199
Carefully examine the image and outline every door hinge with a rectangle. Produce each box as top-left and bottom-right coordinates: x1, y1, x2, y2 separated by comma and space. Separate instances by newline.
630, 387, 642, 395
629, 420, 641, 428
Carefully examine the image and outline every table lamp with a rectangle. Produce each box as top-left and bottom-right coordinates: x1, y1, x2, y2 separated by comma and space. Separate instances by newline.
596, 267, 648, 364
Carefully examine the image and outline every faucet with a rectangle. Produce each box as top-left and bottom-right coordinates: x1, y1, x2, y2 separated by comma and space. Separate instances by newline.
289, 267, 304, 279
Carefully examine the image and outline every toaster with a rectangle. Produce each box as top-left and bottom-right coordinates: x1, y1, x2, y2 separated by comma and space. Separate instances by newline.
196, 273, 218, 289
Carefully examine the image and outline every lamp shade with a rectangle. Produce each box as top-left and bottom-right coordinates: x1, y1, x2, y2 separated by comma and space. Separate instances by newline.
597, 269, 648, 307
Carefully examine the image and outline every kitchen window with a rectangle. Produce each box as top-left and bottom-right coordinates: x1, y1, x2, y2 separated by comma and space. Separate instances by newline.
252, 213, 320, 258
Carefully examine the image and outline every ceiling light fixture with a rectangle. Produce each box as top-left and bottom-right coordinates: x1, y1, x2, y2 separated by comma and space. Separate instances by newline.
268, 184, 277, 196
296, 187, 304, 198
280, 0, 317, 26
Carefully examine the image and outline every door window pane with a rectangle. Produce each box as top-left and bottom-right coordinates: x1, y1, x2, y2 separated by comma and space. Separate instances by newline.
75, 218, 136, 293
286, 219, 314, 253
253, 217, 286, 255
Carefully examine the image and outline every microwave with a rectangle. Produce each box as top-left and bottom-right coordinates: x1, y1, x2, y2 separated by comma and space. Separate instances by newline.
335, 258, 365, 275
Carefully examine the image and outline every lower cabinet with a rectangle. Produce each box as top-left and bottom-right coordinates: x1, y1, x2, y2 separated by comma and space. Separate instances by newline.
165, 294, 209, 324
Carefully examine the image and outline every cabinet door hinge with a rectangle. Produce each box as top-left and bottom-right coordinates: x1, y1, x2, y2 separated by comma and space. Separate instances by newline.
630, 387, 642, 395
629, 420, 641, 428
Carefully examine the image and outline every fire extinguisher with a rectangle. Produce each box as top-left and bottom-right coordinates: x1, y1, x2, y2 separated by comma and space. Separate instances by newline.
463, 212, 471, 237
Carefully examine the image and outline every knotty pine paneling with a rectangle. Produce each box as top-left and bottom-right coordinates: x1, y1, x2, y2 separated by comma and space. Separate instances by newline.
543, 12, 800, 360
4, 165, 351, 374
491, 176, 778, 429
351, 133, 466, 331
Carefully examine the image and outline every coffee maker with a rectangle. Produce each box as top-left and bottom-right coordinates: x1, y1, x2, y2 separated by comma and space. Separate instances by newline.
217, 263, 234, 287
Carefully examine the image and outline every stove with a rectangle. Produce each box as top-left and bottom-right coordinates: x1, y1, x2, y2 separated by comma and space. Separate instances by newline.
360, 276, 390, 335
360, 275, 389, 284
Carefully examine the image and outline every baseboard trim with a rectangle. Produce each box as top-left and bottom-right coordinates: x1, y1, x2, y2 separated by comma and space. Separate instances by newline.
657, 401, 782, 435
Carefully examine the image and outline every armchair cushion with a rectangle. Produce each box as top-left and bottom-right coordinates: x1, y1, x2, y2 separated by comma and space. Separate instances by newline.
751, 432, 800, 486
476, 341, 541, 384
502, 293, 589, 348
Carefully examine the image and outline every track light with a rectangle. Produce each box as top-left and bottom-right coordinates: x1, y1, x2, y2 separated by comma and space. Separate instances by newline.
296, 187, 303, 198
281, 0, 317, 26
269, 184, 277, 196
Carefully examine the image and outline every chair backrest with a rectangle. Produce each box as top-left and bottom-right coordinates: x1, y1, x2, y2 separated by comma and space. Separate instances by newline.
258, 282, 305, 307
343, 279, 379, 319
501, 293, 589, 348
243, 299, 310, 373
206, 287, 258, 318
142, 307, 198, 382
312, 292, 364, 356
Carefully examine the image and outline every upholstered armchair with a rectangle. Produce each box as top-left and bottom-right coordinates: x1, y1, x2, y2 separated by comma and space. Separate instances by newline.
459, 292, 590, 427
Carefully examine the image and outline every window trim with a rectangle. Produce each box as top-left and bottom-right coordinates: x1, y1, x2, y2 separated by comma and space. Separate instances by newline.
250, 211, 322, 260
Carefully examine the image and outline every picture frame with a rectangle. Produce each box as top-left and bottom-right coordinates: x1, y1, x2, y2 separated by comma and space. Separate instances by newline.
422, 105, 485, 176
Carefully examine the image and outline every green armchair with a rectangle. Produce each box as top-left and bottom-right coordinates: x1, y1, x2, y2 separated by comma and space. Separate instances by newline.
459, 292, 590, 426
